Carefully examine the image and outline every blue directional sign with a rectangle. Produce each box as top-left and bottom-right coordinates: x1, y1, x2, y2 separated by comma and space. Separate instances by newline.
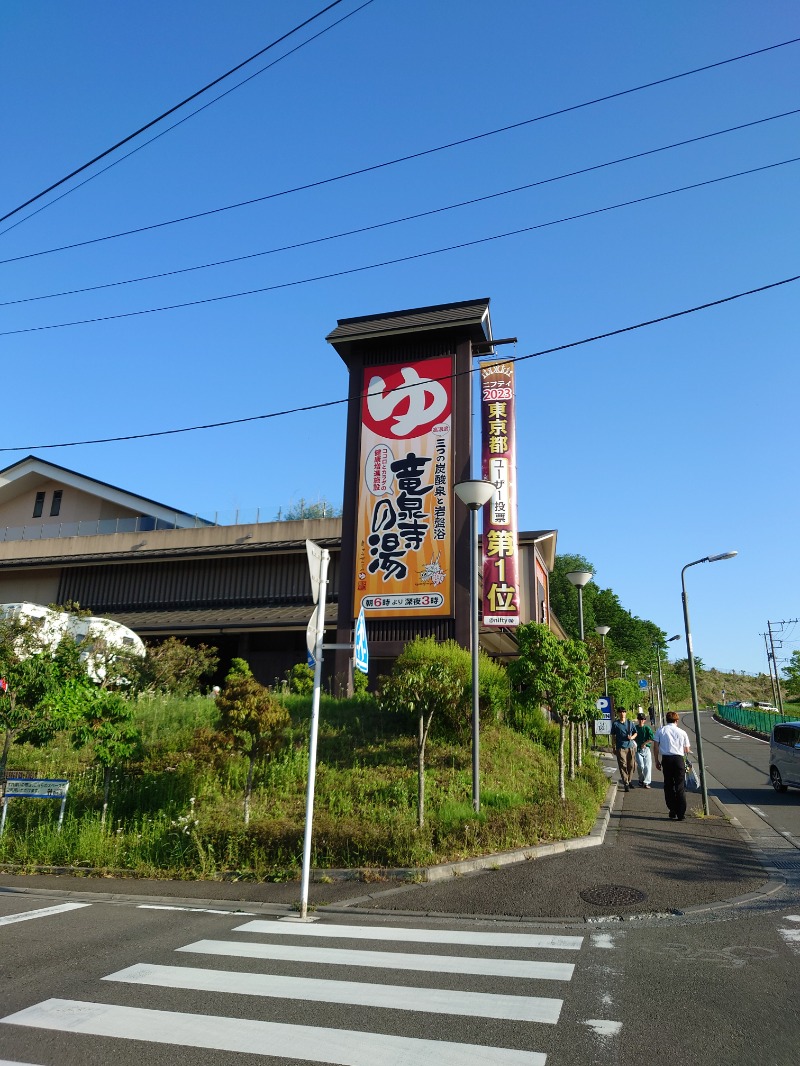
354, 606, 369, 675
638, 678, 649, 689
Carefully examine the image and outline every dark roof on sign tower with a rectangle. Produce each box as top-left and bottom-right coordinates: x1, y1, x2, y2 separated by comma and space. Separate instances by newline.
326, 298, 492, 364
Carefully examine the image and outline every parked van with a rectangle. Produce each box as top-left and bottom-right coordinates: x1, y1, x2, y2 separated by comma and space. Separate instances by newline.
769, 721, 800, 792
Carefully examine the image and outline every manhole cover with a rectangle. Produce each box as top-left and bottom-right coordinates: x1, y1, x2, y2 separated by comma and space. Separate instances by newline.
580, 884, 648, 906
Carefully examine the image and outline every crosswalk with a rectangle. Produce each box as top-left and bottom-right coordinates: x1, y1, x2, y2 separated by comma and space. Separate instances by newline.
0, 915, 585, 1065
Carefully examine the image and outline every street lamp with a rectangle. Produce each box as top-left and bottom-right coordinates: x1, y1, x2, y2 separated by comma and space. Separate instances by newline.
595, 625, 610, 693
454, 478, 496, 812
681, 551, 738, 814
566, 571, 592, 640
618, 660, 627, 678
653, 634, 680, 726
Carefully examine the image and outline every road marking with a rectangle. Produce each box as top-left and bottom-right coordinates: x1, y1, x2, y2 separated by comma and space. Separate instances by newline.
1, 999, 547, 1066
0, 902, 90, 927
179, 938, 575, 981
106, 962, 563, 1024
138, 905, 255, 915
748, 806, 767, 818
234, 919, 582, 951
589, 933, 615, 950
722, 735, 742, 741
584, 1019, 623, 1037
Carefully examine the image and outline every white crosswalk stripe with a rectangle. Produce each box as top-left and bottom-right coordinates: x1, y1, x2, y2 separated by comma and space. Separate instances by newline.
178, 936, 576, 980
105, 961, 564, 1023
238, 919, 583, 950
2, 999, 547, 1066
0, 917, 584, 1065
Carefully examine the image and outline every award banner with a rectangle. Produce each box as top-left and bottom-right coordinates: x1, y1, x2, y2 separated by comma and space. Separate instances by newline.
480, 360, 520, 627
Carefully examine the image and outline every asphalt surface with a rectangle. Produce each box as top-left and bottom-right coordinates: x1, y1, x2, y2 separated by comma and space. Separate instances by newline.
0, 753, 781, 922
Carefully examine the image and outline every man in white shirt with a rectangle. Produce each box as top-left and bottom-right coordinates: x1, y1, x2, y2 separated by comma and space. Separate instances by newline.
654, 711, 691, 820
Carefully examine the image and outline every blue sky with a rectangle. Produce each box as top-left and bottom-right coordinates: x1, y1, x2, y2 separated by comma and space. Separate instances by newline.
2, 1, 798, 676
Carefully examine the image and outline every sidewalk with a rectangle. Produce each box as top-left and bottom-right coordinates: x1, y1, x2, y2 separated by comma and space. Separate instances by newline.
0, 766, 783, 922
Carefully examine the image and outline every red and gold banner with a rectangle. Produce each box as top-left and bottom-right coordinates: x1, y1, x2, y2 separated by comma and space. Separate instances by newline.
480, 360, 520, 626
354, 356, 453, 619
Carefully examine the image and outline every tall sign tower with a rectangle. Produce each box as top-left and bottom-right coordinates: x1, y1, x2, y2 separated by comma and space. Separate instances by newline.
326, 298, 492, 681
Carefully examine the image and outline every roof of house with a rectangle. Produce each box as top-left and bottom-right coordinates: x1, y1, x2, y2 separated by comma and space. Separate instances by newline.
0, 455, 212, 528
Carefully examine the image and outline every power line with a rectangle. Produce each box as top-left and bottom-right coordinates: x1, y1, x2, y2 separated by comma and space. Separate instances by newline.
0, 0, 351, 227
4, 108, 797, 308
2, 35, 798, 265
1, 154, 796, 337
0, 0, 377, 241
1, 271, 796, 452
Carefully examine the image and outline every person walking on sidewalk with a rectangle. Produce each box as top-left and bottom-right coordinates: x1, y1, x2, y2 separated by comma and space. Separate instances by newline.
654, 711, 691, 820
635, 709, 655, 787
611, 706, 637, 792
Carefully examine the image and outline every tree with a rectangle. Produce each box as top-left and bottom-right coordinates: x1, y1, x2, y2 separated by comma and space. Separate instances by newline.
71, 689, 142, 824
135, 637, 219, 696
276, 498, 342, 521
379, 638, 465, 827
0, 617, 81, 778
509, 623, 591, 800
214, 659, 289, 825
782, 650, 800, 699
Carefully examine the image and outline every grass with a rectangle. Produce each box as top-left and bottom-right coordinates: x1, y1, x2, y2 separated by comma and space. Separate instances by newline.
0, 693, 607, 880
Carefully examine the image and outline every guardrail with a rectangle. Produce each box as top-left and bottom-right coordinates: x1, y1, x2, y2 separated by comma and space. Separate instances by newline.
715, 703, 784, 735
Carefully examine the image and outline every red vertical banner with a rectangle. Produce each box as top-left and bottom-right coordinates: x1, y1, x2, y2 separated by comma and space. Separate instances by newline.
480, 360, 520, 626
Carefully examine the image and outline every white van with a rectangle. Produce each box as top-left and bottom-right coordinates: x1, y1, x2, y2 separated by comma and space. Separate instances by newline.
769, 721, 800, 792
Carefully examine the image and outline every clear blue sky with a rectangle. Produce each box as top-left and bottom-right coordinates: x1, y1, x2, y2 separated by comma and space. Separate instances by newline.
2, 1, 798, 676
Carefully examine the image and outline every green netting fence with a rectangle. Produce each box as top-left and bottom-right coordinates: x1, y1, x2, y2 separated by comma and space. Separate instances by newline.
715, 703, 784, 735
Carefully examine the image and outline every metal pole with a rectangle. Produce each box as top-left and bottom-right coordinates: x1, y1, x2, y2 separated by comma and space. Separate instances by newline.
0, 797, 7, 837
602, 635, 608, 694
767, 622, 785, 717
768, 626, 780, 712
577, 585, 585, 641
681, 562, 710, 815
655, 647, 666, 727
470, 505, 481, 813
299, 547, 329, 919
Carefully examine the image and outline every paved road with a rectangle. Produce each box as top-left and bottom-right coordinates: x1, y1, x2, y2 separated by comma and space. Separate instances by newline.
0, 887, 799, 1065
0, 898, 585, 1065
0, 707, 798, 1065
694, 710, 800, 842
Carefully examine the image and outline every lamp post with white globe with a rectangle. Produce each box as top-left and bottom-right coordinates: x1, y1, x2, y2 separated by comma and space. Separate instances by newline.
454, 478, 496, 813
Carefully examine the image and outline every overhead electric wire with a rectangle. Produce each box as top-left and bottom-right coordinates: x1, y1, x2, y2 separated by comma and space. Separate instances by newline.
4, 107, 797, 308
2, 35, 798, 266
0, 0, 377, 240
0, 0, 352, 227
1, 154, 796, 337
1, 271, 796, 453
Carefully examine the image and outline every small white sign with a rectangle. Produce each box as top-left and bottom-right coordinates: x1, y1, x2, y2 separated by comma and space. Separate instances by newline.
4, 779, 69, 799
594, 721, 612, 735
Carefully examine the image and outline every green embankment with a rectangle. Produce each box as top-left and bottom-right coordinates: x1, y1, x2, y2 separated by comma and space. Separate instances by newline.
0, 694, 606, 880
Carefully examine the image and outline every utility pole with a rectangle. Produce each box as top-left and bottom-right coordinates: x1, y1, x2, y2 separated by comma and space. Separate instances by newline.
767, 619, 800, 719
762, 632, 780, 708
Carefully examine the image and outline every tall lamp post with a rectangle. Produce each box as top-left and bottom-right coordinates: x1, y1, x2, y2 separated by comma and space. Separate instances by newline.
454, 478, 496, 812
618, 660, 627, 678
681, 551, 738, 815
566, 571, 593, 640
654, 635, 680, 726
595, 625, 610, 693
